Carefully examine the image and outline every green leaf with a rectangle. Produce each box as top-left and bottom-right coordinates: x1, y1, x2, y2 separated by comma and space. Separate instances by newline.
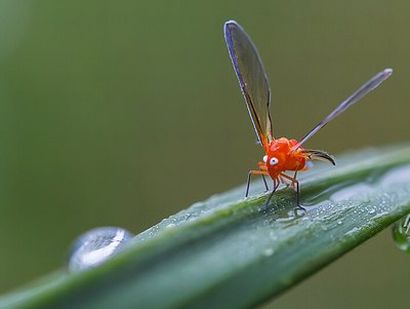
1, 145, 410, 309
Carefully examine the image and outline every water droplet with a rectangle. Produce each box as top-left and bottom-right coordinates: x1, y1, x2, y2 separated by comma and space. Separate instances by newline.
345, 226, 361, 237
392, 214, 410, 254
263, 248, 274, 256
68, 227, 134, 272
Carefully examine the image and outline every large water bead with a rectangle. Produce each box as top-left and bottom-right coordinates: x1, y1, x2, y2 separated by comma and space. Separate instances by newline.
68, 226, 134, 272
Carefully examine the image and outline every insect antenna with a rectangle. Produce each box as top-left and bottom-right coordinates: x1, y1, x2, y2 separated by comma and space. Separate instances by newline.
302, 149, 336, 165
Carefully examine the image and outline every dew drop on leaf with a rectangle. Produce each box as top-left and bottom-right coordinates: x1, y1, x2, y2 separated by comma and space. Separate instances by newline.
392, 214, 410, 254
68, 227, 134, 272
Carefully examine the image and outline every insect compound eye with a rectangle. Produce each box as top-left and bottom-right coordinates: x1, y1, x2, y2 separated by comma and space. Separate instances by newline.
263, 155, 268, 163
269, 157, 279, 166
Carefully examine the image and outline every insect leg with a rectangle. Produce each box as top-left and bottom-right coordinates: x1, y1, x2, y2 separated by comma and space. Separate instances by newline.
264, 178, 280, 207
261, 174, 269, 192
245, 170, 269, 197
280, 173, 305, 211
258, 162, 269, 191
284, 171, 298, 189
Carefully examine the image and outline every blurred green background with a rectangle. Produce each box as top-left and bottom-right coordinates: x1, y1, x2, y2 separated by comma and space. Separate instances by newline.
0, 0, 409, 308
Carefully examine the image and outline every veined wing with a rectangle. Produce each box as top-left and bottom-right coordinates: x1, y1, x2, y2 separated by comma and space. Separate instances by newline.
292, 68, 393, 151
224, 20, 274, 146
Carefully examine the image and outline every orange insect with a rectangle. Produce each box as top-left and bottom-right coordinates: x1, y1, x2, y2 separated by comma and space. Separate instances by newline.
224, 20, 392, 208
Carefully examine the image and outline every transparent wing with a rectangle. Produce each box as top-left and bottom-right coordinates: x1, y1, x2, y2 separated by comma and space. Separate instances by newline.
224, 20, 274, 145
292, 68, 393, 151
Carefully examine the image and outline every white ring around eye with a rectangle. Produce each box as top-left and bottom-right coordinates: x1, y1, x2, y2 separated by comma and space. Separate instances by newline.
269, 157, 279, 166
263, 155, 268, 163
